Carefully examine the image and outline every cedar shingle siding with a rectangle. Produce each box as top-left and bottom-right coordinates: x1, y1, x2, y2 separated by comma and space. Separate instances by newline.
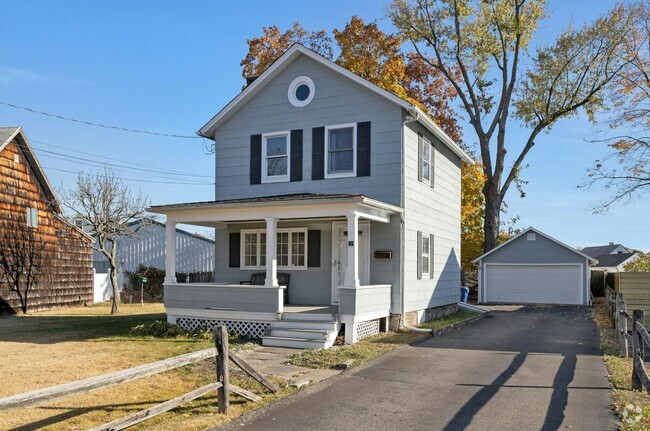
0, 136, 94, 314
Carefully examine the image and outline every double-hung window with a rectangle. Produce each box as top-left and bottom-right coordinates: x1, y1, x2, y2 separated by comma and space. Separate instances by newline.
421, 234, 430, 277
325, 123, 356, 178
241, 228, 307, 269
417, 231, 433, 279
262, 132, 290, 183
420, 138, 434, 185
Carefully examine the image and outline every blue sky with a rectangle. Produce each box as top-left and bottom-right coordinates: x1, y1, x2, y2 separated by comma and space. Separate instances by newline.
1, 0, 647, 251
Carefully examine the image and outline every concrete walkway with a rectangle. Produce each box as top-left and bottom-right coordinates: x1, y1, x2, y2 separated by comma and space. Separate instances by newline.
236, 346, 340, 387
220, 306, 615, 431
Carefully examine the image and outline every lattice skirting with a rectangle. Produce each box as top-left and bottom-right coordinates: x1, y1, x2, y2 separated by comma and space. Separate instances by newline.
356, 319, 380, 340
176, 318, 271, 339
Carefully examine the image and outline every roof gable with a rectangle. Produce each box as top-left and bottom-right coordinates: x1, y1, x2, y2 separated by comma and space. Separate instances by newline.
0, 126, 61, 213
472, 226, 597, 264
198, 44, 473, 164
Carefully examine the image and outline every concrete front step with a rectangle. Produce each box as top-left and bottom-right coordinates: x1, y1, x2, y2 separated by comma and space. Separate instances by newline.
270, 328, 334, 341
271, 319, 338, 331
281, 312, 336, 322
262, 336, 335, 350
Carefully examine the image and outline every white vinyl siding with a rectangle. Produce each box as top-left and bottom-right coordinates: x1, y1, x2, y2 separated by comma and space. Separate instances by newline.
403, 120, 462, 313
241, 228, 307, 270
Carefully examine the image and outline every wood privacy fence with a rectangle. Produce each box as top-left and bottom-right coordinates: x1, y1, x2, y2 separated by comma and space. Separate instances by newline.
605, 286, 650, 393
0, 326, 279, 430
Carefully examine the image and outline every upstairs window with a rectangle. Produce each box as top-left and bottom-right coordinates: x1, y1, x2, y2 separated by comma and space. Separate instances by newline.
325, 123, 356, 178
262, 132, 290, 183
26, 207, 38, 228
419, 137, 434, 186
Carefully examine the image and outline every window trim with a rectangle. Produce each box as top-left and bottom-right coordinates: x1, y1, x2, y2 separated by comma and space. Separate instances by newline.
261, 131, 291, 183
288, 76, 316, 107
240, 227, 308, 270
421, 234, 431, 278
26, 207, 38, 228
324, 123, 357, 179
421, 138, 433, 185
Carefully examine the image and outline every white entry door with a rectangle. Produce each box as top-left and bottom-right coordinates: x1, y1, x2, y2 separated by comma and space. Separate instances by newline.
331, 221, 370, 304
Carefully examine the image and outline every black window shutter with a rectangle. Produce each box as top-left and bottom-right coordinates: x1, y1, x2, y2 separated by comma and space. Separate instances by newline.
312, 127, 325, 180
357, 121, 371, 177
417, 230, 422, 280
250, 134, 262, 185
290, 129, 303, 182
417, 133, 423, 183
307, 230, 321, 267
429, 233, 435, 279
229, 232, 241, 268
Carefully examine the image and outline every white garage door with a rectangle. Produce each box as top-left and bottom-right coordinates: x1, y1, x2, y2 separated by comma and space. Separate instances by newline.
485, 265, 583, 305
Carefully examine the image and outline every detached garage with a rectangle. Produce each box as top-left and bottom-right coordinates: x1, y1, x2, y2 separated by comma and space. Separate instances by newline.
473, 227, 597, 305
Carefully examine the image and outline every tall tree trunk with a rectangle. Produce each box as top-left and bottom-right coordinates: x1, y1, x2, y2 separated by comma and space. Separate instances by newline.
108, 257, 120, 314
483, 179, 502, 252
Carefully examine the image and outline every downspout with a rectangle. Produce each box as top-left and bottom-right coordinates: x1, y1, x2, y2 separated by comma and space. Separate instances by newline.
401, 110, 420, 330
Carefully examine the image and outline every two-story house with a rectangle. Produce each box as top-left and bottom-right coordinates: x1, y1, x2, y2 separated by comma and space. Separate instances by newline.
0, 126, 94, 314
150, 44, 473, 348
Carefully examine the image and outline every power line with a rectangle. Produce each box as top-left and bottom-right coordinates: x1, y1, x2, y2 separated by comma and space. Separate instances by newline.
0, 100, 201, 139
34, 151, 215, 184
29, 138, 214, 178
32, 146, 214, 181
41, 164, 214, 186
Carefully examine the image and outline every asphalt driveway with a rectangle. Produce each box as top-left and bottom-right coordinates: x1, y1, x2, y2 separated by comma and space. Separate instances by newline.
220, 306, 615, 431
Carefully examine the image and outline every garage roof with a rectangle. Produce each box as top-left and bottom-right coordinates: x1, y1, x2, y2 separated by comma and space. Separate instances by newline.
472, 227, 598, 265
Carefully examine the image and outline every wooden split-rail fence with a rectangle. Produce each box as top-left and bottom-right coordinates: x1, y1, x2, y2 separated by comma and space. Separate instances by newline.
0, 326, 279, 430
605, 286, 650, 393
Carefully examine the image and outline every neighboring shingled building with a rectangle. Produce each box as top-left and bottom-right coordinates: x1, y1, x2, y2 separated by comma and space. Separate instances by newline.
0, 127, 94, 314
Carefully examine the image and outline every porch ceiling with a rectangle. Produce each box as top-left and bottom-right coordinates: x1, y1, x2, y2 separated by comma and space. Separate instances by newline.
148, 193, 402, 226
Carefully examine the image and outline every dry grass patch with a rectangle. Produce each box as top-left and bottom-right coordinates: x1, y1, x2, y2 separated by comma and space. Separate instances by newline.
593, 300, 650, 430
0, 303, 289, 431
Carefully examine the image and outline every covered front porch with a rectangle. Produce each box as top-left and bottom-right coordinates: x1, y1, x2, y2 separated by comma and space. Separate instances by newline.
150, 194, 402, 346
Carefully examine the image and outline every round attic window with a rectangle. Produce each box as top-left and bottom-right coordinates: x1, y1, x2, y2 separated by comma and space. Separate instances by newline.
288, 76, 315, 107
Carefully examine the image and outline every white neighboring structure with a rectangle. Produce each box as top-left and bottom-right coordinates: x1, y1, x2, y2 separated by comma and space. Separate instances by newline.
87, 220, 215, 302
91, 220, 215, 274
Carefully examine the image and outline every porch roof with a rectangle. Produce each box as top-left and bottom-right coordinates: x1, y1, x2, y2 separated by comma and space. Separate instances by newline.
148, 193, 402, 225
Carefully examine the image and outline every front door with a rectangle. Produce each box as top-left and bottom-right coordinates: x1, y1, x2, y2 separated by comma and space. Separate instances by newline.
331, 221, 370, 304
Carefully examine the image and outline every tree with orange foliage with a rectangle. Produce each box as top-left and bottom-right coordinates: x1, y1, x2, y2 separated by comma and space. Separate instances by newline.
584, 2, 649, 211
240, 17, 487, 274
241, 22, 333, 80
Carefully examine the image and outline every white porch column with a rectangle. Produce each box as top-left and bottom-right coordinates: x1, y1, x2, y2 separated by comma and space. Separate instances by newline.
264, 217, 279, 288
344, 212, 360, 288
164, 220, 177, 284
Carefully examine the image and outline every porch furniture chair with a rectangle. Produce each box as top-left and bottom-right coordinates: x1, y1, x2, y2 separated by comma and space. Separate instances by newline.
240, 272, 290, 303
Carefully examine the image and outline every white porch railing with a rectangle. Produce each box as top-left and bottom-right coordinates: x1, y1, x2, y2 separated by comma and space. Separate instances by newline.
339, 284, 391, 344
164, 283, 284, 316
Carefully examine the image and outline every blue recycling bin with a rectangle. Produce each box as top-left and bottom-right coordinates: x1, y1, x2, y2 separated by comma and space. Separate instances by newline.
460, 287, 469, 303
